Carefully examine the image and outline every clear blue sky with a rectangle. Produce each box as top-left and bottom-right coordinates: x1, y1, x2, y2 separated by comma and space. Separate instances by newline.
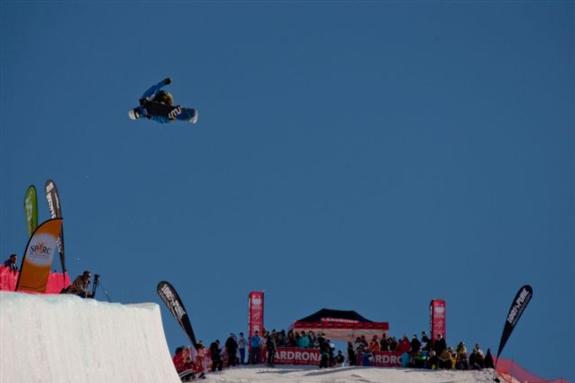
1, 1, 573, 381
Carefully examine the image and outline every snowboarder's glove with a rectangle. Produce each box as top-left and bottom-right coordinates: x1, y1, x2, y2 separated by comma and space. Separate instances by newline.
163, 77, 172, 85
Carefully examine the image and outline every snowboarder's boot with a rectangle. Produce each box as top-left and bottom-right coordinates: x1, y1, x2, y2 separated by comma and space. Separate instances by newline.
128, 108, 140, 120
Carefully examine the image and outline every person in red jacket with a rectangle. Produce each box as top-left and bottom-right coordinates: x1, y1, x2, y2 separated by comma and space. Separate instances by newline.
397, 335, 412, 354
173, 346, 195, 381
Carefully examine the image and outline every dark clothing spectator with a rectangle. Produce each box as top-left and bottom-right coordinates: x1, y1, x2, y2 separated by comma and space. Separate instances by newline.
277, 330, 287, 347
287, 330, 297, 347
433, 335, 447, 355
266, 332, 277, 366
427, 350, 439, 369
3, 254, 18, 273
347, 342, 356, 366
469, 345, 485, 370
225, 334, 238, 367
210, 341, 223, 371
410, 335, 421, 354
335, 350, 345, 365
389, 337, 398, 351
421, 331, 431, 351
319, 339, 330, 368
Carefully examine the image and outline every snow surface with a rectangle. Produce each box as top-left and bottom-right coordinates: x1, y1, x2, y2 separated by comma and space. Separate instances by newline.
0, 291, 180, 383
202, 366, 499, 383
0, 292, 500, 383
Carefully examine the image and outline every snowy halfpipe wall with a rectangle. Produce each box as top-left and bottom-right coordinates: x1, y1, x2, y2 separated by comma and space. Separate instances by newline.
0, 291, 180, 383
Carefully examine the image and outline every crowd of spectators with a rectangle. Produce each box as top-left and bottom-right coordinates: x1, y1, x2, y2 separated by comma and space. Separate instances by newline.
172, 329, 495, 380
346, 331, 495, 370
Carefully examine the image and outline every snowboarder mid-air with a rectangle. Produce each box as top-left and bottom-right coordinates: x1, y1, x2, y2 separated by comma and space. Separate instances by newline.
129, 77, 198, 124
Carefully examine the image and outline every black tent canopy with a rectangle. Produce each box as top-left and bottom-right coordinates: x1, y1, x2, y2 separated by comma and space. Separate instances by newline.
290, 308, 389, 342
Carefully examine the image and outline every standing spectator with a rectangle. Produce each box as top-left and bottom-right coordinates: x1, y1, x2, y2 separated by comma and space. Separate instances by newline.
318, 337, 330, 368
210, 340, 223, 372
397, 336, 411, 354
249, 331, 262, 364
410, 334, 421, 354
380, 333, 390, 351
308, 331, 317, 348
195, 341, 207, 379
237, 332, 247, 365
297, 331, 310, 348
421, 331, 431, 351
266, 330, 277, 366
433, 334, 447, 356
64, 271, 93, 298
369, 335, 381, 353
225, 333, 238, 367
3, 254, 18, 273
347, 341, 356, 366
287, 330, 297, 347
389, 336, 398, 351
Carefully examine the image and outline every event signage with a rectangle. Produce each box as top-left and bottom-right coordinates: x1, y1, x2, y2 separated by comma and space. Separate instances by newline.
24, 185, 38, 237
271, 348, 402, 367
16, 218, 63, 293
496, 285, 533, 361
45, 179, 66, 273
274, 348, 320, 365
248, 291, 265, 339
371, 351, 403, 368
430, 299, 446, 341
157, 281, 199, 350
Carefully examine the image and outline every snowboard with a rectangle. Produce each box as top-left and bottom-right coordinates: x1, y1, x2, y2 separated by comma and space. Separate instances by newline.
178, 369, 205, 381
130, 101, 198, 124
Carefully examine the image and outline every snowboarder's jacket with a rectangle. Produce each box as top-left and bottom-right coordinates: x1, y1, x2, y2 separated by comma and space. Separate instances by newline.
138, 78, 172, 124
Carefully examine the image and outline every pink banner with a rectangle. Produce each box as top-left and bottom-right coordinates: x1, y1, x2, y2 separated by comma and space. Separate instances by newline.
0, 266, 69, 294
0, 267, 18, 291
46, 272, 70, 293
248, 291, 264, 338
430, 299, 446, 341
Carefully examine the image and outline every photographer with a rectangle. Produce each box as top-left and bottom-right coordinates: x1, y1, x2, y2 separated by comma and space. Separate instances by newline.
64, 270, 98, 298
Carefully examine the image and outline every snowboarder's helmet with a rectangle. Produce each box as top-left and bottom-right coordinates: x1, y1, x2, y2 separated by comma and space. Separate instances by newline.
154, 90, 174, 106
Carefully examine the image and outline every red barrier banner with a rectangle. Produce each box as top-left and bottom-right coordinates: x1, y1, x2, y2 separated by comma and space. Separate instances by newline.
248, 291, 264, 338
271, 348, 403, 367
274, 347, 321, 365
430, 299, 446, 341
371, 351, 403, 367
